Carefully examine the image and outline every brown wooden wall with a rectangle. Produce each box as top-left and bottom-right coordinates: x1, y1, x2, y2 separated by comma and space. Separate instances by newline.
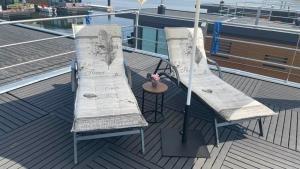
204, 36, 300, 83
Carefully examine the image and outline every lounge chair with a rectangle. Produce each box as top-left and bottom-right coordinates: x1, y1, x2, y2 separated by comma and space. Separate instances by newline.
156, 27, 277, 146
71, 25, 148, 164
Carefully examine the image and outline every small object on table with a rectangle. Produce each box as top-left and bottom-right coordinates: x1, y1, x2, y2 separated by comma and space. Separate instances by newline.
142, 81, 168, 123
150, 73, 160, 88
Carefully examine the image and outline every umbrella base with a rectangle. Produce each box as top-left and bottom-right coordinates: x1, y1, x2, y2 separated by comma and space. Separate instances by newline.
161, 128, 210, 158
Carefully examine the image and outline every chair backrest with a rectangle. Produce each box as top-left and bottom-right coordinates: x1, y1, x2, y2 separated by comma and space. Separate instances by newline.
72, 24, 124, 78
165, 27, 211, 76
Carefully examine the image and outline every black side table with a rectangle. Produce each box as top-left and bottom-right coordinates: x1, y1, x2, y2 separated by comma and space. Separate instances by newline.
142, 82, 168, 123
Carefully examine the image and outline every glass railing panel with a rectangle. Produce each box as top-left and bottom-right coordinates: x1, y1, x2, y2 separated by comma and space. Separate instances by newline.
134, 25, 300, 84
0, 12, 135, 87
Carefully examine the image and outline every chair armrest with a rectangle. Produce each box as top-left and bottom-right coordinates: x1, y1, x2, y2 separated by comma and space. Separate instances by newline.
207, 58, 223, 79
156, 58, 180, 87
124, 59, 133, 88
71, 59, 78, 92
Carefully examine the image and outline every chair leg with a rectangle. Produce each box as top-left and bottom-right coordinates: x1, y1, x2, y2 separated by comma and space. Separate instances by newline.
74, 133, 78, 164
140, 129, 145, 154
214, 118, 219, 147
258, 118, 263, 136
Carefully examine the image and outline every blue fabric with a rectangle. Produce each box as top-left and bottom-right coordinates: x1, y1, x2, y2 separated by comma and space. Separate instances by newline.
210, 21, 222, 54
85, 11, 92, 25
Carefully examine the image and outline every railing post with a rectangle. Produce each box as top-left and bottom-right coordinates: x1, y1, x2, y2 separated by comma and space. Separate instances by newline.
286, 34, 300, 82
255, 7, 262, 25
269, 5, 273, 21
284, 1, 287, 9
234, 2, 237, 16
135, 10, 139, 50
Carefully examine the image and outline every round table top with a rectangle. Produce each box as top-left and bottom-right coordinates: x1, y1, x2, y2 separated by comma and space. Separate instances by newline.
143, 82, 168, 94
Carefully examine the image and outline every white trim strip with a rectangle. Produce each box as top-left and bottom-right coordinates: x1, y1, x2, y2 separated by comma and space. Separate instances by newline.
0, 34, 73, 49
209, 65, 300, 89
0, 51, 75, 71
0, 67, 71, 94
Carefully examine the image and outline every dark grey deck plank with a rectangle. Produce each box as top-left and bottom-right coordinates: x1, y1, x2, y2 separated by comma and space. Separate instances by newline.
57, 141, 107, 169
91, 156, 120, 169
201, 129, 234, 169
0, 116, 67, 168
266, 107, 279, 143
182, 122, 217, 169
192, 127, 225, 168
224, 155, 256, 169
281, 109, 292, 148
222, 160, 247, 169
221, 165, 233, 169
109, 144, 163, 169
211, 131, 236, 169
232, 141, 300, 169
162, 120, 201, 169
86, 160, 107, 169
226, 151, 270, 169
297, 110, 300, 152
289, 110, 297, 150
273, 108, 285, 145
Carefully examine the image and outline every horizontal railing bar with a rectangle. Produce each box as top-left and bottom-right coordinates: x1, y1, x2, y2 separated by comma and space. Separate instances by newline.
0, 10, 136, 25
203, 2, 300, 9
213, 57, 289, 74
0, 34, 73, 49
207, 51, 300, 71
135, 37, 166, 44
206, 36, 300, 52
0, 51, 75, 71
139, 12, 300, 34
135, 25, 300, 52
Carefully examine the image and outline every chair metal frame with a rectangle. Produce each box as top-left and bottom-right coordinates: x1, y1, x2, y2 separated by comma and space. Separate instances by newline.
153, 58, 264, 146
71, 60, 145, 164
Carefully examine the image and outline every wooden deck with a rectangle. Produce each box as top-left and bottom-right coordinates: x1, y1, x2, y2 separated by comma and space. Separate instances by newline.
0, 52, 300, 169
0, 24, 300, 168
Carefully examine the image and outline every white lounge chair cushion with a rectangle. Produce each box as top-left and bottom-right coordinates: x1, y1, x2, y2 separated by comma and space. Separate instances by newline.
72, 25, 147, 132
165, 27, 276, 121
180, 73, 275, 121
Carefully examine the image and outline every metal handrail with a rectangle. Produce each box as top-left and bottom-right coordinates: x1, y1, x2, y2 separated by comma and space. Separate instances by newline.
0, 51, 75, 71
0, 34, 73, 48
203, 1, 300, 10
129, 25, 300, 73
206, 36, 300, 52
0, 11, 299, 80
207, 51, 300, 71
135, 25, 300, 52
138, 11, 300, 35
0, 10, 137, 25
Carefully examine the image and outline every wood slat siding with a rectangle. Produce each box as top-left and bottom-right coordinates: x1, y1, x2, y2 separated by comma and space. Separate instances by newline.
205, 36, 300, 83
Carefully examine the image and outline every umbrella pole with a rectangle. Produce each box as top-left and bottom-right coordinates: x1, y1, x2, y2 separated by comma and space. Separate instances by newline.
161, 0, 209, 158
182, 0, 201, 143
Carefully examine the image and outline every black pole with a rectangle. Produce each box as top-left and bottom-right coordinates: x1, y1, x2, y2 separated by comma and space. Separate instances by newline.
157, 3, 166, 14
107, 0, 111, 22
154, 29, 159, 53
2, 0, 7, 10
181, 105, 190, 143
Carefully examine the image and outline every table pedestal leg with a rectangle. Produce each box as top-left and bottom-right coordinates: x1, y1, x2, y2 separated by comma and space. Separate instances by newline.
142, 90, 145, 113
